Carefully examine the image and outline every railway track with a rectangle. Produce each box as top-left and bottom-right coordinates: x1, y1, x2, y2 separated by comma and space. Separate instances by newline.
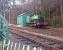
9, 25, 63, 50
10, 30, 61, 50
9, 24, 63, 37
10, 32, 41, 48
9, 25, 63, 44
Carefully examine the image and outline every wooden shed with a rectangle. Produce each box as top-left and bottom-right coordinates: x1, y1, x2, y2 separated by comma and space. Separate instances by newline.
17, 12, 31, 27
